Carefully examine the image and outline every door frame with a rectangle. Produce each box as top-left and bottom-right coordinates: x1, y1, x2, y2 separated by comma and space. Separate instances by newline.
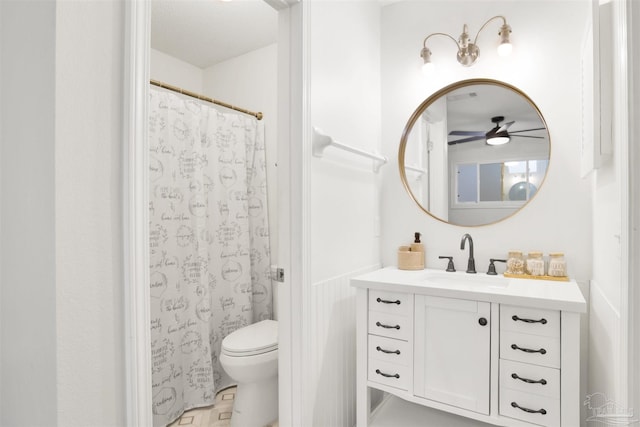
273, 1, 306, 425
121, 1, 303, 425
627, 0, 640, 416
123, 1, 152, 424
614, 0, 639, 414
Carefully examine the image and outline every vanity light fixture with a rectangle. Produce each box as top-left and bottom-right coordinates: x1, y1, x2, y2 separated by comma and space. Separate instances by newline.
420, 16, 512, 73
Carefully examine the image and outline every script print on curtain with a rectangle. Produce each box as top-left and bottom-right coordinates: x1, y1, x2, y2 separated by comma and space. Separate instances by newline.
148, 88, 272, 427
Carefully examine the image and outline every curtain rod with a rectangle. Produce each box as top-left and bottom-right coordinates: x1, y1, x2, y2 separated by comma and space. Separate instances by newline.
149, 79, 263, 121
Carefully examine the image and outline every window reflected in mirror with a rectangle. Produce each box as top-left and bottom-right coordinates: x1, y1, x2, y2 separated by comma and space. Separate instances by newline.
455, 159, 548, 204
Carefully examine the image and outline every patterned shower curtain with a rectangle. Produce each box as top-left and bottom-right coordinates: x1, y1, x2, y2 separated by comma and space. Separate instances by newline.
148, 88, 272, 427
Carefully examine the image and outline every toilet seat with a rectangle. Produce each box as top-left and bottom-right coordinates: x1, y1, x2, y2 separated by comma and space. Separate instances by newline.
222, 319, 278, 357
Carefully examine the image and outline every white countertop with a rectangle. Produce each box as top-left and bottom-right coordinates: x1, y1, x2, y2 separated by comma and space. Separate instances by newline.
351, 267, 586, 313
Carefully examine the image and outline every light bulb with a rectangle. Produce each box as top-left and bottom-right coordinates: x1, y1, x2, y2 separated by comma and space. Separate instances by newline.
422, 61, 435, 75
420, 47, 434, 75
498, 23, 512, 57
497, 42, 512, 57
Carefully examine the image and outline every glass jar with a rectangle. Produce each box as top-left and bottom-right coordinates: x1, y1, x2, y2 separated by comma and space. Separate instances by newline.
506, 251, 525, 275
526, 251, 545, 276
548, 252, 567, 277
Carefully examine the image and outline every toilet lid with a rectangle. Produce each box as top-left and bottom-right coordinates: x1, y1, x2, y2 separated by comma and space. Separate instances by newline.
222, 319, 278, 356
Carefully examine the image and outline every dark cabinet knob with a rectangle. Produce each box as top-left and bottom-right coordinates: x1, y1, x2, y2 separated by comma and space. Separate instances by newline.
478, 317, 488, 326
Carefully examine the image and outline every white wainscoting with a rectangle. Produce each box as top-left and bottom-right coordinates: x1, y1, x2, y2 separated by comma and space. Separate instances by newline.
306, 264, 380, 427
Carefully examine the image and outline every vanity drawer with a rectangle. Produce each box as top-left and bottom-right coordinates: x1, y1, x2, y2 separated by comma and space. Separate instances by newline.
368, 335, 410, 366
500, 387, 560, 427
500, 359, 559, 399
500, 331, 560, 368
368, 359, 410, 391
501, 305, 560, 338
368, 311, 411, 341
369, 290, 412, 316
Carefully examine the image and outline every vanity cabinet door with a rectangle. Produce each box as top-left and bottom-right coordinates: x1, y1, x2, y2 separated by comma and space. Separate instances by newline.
414, 295, 491, 415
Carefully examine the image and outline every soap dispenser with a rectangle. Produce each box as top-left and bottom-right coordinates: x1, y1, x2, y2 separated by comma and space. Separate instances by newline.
410, 232, 424, 253
397, 232, 425, 270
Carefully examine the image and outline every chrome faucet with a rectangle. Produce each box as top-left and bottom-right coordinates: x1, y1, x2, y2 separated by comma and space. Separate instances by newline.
460, 233, 476, 274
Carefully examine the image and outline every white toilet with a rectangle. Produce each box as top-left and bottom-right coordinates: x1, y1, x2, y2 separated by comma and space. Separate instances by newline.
220, 319, 278, 427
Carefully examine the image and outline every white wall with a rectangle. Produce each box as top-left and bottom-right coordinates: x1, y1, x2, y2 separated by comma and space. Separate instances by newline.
310, 2, 381, 283
2, 2, 128, 425
381, 1, 592, 284
54, 2, 126, 425
305, 1, 381, 425
150, 48, 204, 93
1, 2, 58, 425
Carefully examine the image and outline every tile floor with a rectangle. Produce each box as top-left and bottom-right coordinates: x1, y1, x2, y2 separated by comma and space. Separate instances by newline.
168, 387, 236, 427
168, 386, 278, 427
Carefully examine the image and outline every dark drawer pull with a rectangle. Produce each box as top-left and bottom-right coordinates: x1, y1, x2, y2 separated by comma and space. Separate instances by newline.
375, 369, 400, 379
512, 315, 547, 324
511, 373, 547, 385
376, 346, 400, 355
376, 321, 400, 330
511, 401, 547, 415
511, 344, 546, 354
376, 297, 401, 305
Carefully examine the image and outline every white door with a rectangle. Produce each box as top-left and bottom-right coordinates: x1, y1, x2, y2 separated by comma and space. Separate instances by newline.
414, 295, 491, 415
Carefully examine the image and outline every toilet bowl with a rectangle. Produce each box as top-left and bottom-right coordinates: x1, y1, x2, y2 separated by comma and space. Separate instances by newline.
220, 319, 278, 427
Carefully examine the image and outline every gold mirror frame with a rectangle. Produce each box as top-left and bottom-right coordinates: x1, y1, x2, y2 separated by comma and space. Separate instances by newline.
398, 78, 550, 227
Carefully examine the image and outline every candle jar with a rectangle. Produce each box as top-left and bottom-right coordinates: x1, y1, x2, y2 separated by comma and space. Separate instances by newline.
526, 251, 545, 276
548, 252, 567, 277
506, 251, 525, 275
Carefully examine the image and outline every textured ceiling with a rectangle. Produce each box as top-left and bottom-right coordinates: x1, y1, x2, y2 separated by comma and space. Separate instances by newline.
151, 0, 278, 69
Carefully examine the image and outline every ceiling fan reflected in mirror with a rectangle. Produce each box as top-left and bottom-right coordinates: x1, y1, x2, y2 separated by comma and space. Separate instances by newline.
448, 116, 546, 146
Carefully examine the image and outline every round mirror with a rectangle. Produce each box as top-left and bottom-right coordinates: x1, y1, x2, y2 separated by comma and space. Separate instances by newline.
399, 79, 550, 226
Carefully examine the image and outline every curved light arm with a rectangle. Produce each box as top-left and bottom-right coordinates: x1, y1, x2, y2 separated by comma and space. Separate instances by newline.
423, 32, 461, 50
472, 15, 508, 46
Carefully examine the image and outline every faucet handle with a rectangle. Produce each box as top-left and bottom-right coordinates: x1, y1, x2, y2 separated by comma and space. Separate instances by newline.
438, 256, 456, 272
487, 258, 507, 275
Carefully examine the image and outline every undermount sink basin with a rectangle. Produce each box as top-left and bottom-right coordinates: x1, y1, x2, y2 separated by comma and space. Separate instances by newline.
421, 270, 509, 288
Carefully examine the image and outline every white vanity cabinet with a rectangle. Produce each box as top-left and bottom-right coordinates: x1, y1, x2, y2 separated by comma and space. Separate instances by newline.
499, 305, 562, 426
414, 295, 490, 415
352, 267, 586, 427
367, 290, 414, 391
